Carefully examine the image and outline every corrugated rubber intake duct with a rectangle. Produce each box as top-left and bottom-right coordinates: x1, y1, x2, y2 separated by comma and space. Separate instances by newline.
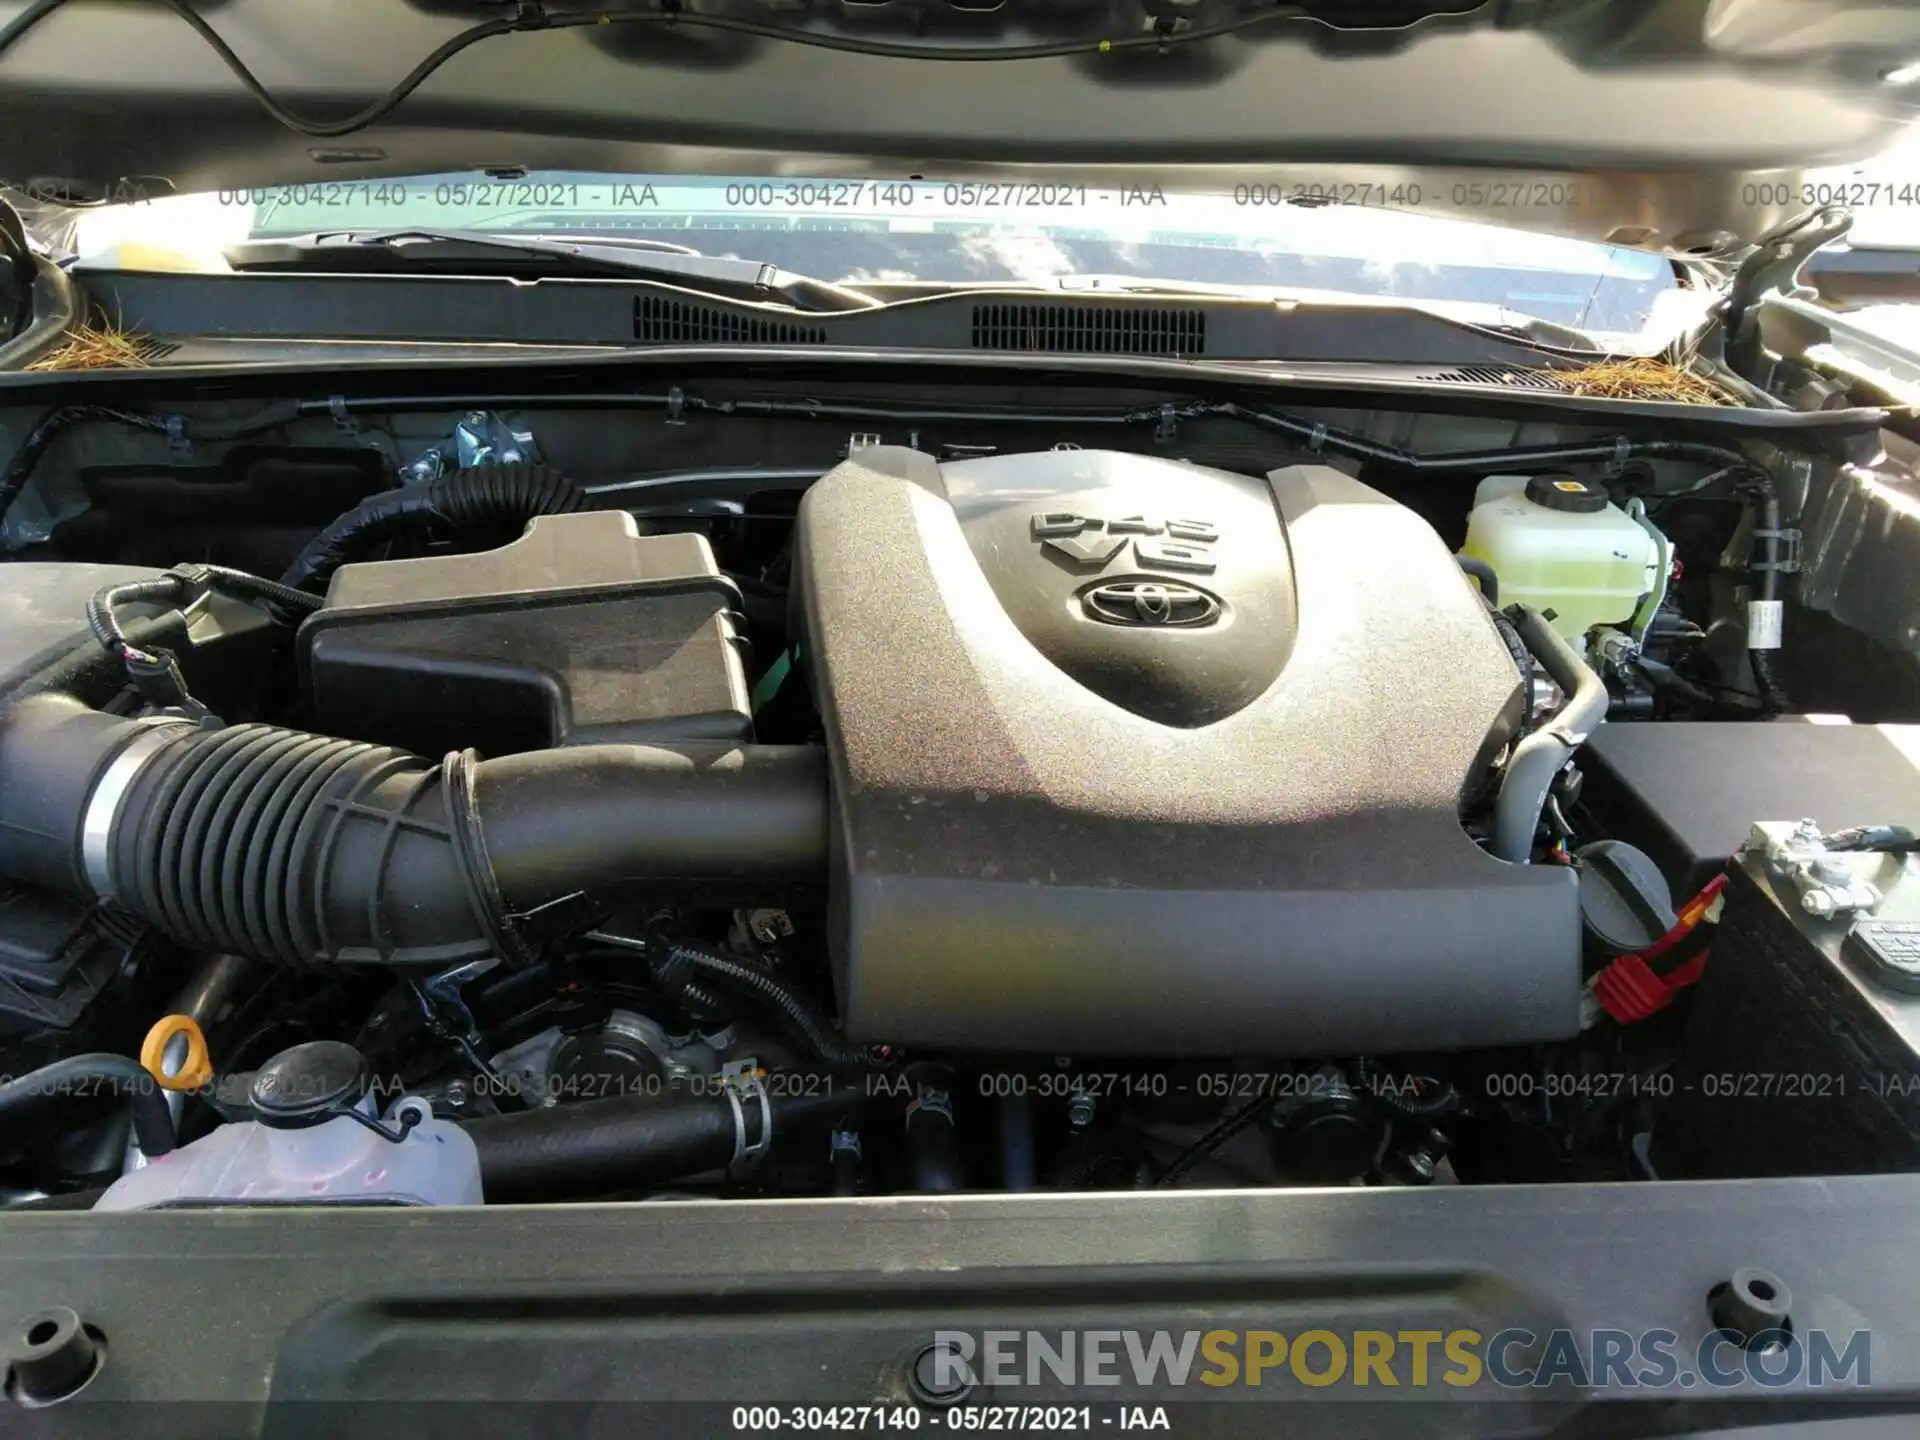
0, 694, 827, 970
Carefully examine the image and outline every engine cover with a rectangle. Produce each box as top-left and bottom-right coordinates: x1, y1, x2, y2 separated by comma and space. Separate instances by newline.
795, 446, 1580, 1055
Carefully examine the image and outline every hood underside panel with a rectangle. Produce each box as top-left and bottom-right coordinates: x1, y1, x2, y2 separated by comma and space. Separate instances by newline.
0, 0, 1912, 257
0, 0, 1915, 256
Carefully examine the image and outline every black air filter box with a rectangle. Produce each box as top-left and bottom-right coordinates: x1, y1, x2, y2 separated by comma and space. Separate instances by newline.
299, 511, 751, 758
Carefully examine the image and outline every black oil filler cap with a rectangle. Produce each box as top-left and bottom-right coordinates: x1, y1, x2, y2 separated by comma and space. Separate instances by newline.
1525, 475, 1610, 514
1576, 840, 1678, 960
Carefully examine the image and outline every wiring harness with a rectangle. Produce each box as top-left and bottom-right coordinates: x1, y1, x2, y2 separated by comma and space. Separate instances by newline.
86, 562, 321, 716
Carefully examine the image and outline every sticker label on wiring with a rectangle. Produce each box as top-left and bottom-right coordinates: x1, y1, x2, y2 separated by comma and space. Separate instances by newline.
1747, 599, 1784, 650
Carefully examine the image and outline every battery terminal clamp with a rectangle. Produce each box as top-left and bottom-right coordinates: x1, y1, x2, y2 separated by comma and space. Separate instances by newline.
1752, 819, 1885, 919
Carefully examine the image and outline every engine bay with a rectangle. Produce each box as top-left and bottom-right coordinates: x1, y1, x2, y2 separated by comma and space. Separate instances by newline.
3, 374, 1919, 1208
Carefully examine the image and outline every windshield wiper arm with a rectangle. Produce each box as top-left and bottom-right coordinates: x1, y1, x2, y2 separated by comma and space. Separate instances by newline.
223, 229, 880, 313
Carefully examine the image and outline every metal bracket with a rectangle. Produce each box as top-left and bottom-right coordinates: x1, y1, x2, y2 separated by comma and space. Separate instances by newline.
1154, 403, 1179, 444
1605, 435, 1632, 476
1719, 206, 1853, 375
420, 958, 499, 1040
664, 385, 686, 426
327, 395, 360, 435
1750, 526, 1803, 575
163, 414, 192, 460
847, 431, 882, 455
409, 960, 511, 1095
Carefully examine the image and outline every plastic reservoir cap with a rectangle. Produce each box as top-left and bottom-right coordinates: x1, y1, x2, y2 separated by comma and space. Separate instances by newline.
1525, 475, 1610, 514
247, 1040, 370, 1130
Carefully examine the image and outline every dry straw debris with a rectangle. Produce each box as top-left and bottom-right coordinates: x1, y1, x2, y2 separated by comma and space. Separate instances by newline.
1547, 355, 1734, 406
27, 320, 157, 372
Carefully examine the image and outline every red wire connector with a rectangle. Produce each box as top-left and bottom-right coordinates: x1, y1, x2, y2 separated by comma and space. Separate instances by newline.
1592, 871, 1729, 1023
1592, 949, 1709, 1023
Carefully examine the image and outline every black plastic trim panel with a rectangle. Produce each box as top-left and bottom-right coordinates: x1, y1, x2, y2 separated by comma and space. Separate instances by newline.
76, 270, 1586, 364
1, 1176, 1917, 1437
0, 334, 1893, 453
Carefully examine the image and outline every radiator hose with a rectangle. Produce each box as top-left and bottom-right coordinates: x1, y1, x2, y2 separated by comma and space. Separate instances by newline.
464, 1085, 858, 1203
1490, 604, 1608, 863
0, 695, 826, 969
280, 461, 584, 596
0, 1054, 175, 1158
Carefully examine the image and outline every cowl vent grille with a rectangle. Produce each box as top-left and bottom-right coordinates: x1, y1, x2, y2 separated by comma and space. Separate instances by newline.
1417, 364, 1569, 392
634, 296, 827, 345
971, 303, 1206, 356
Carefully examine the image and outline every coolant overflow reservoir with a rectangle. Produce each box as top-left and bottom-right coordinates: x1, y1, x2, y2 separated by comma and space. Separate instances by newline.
94, 1041, 482, 1210
1461, 474, 1660, 645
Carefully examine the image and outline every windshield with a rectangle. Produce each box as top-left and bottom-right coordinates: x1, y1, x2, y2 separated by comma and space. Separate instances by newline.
68, 171, 1688, 347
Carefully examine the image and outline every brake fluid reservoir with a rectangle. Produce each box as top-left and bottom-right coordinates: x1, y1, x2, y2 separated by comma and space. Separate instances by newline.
1461, 474, 1660, 645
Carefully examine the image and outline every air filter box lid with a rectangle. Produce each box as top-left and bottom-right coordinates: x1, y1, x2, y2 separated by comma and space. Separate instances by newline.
299, 511, 751, 758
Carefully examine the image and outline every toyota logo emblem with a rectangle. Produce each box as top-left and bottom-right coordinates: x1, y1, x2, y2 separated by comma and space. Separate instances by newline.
1082, 581, 1222, 629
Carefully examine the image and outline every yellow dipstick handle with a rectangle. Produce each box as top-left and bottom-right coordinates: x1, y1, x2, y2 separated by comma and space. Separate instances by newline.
141, 1014, 213, 1091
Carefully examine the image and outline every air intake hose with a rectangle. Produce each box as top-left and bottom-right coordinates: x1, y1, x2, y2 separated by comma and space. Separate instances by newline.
0, 695, 826, 968
280, 461, 585, 596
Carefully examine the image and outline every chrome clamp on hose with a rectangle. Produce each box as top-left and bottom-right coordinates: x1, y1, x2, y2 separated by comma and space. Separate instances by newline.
80, 718, 195, 900
721, 1059, 773, 1174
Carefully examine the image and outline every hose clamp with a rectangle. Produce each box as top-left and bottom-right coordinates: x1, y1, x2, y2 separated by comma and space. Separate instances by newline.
1750, 526, 1803, 575
440, 749, 536, 967
721, 1061, 772, 1175
81, 719, 193, 899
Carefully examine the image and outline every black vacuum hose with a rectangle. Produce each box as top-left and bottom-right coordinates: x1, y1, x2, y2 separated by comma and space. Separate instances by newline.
0, 1054, 175, 1158
0, 695, 827, 969
1455, 555, 1499, 606
463, 1085, 858, 1202
280, 461, 584, 595
1351, 1056, 1461, 1121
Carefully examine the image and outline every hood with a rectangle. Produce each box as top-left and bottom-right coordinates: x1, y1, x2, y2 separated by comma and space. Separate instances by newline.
0, 0, 1917, 258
